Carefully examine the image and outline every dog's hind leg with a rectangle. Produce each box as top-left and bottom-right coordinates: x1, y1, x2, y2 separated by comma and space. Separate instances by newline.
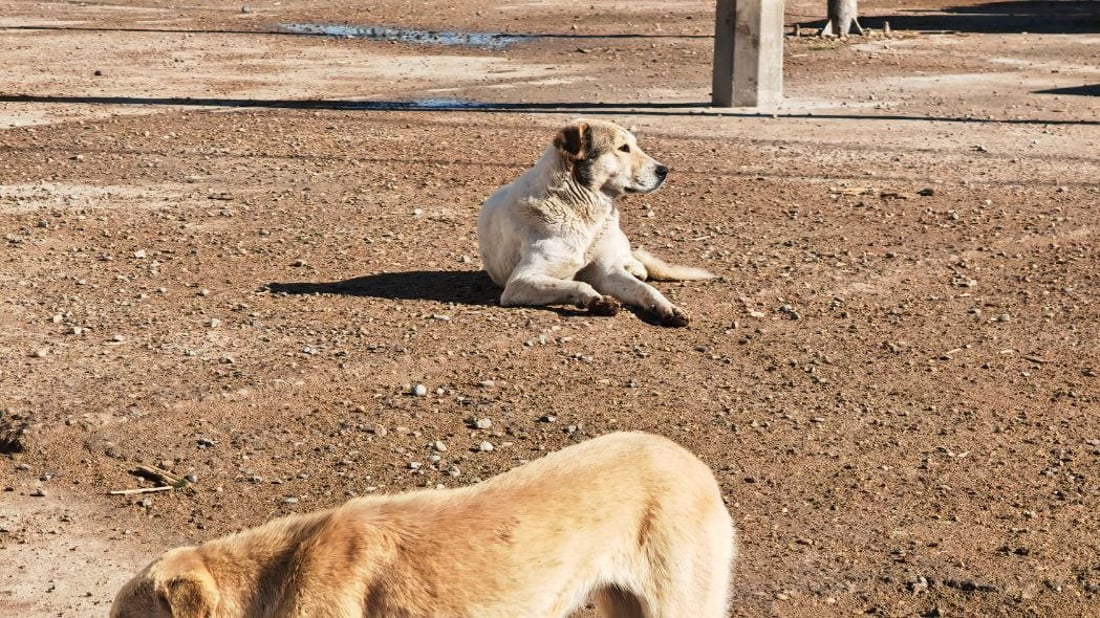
592, 586, 645, 618
500, 252, 621, 315
579, 265, 688, 327
501, 274, 619, 315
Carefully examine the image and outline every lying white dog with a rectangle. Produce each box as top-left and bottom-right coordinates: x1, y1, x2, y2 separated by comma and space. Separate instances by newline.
478, 119, 713, 327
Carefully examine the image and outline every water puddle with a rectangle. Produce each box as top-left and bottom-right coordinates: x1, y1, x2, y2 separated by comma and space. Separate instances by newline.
314, 98, 491, 111
278, 23, 530, 50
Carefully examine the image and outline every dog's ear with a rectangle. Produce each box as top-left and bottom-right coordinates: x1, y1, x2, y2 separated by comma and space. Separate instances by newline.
554, 121, 590, 161
155, 573, 217, 618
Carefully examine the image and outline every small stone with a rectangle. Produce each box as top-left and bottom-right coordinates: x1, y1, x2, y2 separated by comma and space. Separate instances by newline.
290, 259, 306, 267
478, 441, 494, 452
446, 465, 461, 477
197, 437, 216, 448
909, 576, 930, 593
748, 310, 766, 319
431, 314, 451, 321
184, 473, 198, 483
367, 424, 388, 437
431, 440, 448, 453
917, 187, 935, 196
207, 318, 222, 328
133, 250, 146, 259
31, 347, 49, 358
283, 497, 299, 504
15, 463, 31, 471
111, 334, 126, 342
427, 454, 442, 464
412, 384, 428, 397
407, 461, 422, 470
475, 418, 492, 430
30, 487, 46, 497
539, 415, 557, 423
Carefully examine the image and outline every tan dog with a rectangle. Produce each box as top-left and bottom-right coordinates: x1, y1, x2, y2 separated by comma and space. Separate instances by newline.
477, 119, 713, 327
111, 431, 736, 617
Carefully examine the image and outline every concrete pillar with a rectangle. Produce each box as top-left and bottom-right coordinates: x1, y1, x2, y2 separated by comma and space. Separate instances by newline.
712, 0, 784, 108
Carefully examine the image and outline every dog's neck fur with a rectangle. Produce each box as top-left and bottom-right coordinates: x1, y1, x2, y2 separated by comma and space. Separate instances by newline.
531, 146, 612, 225
194, 509, 335, 617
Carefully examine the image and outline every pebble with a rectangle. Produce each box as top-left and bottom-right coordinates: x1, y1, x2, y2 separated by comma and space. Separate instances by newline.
207, 318, 222, 328
367, 423, 388, 437
407, 462, 422, 470
431, 440, 448, 452
30, 487, 46, 497
446, 465, 461, 477
15, 463, 31, 471
184, 473, 199, 483
412, 384, 428, 397
478, 441, 494, 452
540, 415, 557, 423
31, 348, 49, 358
283, 497, 299, 504
474, 418, 492, 430
197, 437, 216, 448
133, 249, 146, 259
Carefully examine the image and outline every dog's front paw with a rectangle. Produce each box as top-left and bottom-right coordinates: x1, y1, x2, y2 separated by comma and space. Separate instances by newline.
586, 295, 622, 317
657, 306, 689, 328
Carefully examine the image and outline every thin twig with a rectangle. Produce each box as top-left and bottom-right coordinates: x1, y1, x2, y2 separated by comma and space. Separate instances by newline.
109, 486, 174, 496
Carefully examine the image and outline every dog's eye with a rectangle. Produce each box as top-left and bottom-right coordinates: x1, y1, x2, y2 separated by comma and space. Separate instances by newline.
618, 144, 631, 153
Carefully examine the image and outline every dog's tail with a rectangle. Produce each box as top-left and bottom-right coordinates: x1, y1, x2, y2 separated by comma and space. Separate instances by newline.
633, 248, 715, 281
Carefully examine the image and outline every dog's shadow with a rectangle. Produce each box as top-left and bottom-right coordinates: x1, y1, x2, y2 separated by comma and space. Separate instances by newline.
267, 270, 677, 324
267, 270, 501, 306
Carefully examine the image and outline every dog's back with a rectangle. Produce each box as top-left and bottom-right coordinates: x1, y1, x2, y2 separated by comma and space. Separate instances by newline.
112, 431, 736, 618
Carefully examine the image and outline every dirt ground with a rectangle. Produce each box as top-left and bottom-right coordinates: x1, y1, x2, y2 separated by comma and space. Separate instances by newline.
1, 0, 1098, 616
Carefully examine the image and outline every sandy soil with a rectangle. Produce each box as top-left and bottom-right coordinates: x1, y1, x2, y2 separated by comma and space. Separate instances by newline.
1, 0, 1099, 616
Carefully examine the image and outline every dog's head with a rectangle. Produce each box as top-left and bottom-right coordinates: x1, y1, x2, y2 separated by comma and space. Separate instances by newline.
553, 119, 668, 197
111, 546, 220, 618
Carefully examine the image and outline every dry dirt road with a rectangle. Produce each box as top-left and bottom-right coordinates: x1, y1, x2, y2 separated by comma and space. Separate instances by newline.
1, 1, 1098, 616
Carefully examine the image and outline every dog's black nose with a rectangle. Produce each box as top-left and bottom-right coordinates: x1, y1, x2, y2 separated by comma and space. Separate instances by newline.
655, 165, 669, 180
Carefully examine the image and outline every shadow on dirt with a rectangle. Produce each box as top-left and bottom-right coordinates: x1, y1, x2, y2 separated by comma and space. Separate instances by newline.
800, 1, 1100, 34
3, 94, 1099, 126
265, 272, 642, 322
1035, 83, 1100, 96
267, 270, 501, 306
5, 24, 708, 41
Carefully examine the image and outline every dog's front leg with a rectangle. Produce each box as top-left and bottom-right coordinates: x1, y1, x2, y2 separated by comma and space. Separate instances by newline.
581, 265, 688, 327
501, 254, 621, 315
